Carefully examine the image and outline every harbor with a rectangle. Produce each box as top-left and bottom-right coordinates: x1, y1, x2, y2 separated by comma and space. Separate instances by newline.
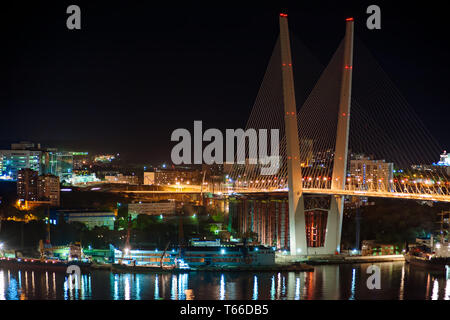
1, 261, 449, 300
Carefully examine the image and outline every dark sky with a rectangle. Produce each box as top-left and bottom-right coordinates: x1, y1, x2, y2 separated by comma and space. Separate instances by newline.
1, 1, 449, 165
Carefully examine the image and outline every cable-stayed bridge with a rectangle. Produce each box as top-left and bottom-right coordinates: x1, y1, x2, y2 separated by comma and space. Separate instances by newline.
222, 14, 450, 255
117, 14, 449, 255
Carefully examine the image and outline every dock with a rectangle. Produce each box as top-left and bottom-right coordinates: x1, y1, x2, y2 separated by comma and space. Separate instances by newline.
304, 254, 405, 265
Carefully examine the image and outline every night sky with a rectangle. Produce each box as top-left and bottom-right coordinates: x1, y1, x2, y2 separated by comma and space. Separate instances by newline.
1, 1, 449, 164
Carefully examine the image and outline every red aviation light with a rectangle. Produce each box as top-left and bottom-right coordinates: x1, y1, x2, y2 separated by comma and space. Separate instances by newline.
346, 17, 354, 21
280, 13, 288, 17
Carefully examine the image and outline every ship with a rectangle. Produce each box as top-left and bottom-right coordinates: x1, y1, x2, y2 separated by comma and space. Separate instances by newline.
0, 257, 91, 273
111, 212, 276, 273
111, 239, 276, 273
405, 211, 450, 273
0, 241, 92, 273
404, 248, 450, 273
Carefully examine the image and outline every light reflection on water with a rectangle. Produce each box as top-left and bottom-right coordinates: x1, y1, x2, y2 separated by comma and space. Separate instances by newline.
1, 262, 450, 300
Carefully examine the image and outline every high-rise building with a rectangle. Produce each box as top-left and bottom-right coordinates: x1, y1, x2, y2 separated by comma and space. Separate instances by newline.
17, 168, 39, 202
143, 172, 155, 185
154, 169, 202, 185
349, 155, 394, 191
1, 151, 43, 180
44, 151, 74, 183
54, 210, 116, 230
38, 174, 60, 206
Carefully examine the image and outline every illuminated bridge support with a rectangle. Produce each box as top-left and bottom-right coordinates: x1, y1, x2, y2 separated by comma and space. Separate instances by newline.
326, 18, 354, 254
279, 13, 307, 255
281, 16, 354, 255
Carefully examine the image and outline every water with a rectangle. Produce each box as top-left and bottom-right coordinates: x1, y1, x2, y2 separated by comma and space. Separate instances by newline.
0, 262, 449, 300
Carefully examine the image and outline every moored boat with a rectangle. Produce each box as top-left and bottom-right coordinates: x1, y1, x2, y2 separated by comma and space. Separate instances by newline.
404, 253, 449, 273
0, 257, 92, 273
404, 241, 450, 273
111, 262, 189, 273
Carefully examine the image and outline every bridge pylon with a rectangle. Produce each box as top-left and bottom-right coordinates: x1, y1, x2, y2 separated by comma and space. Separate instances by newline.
279, 13, 307, 256
281, 15, 354, 255
327, 18, 354, 254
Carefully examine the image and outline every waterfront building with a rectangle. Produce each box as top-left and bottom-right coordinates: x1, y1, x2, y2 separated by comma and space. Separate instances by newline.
228, 196, 290, 249
37, 174, 60, 206
128, 201, 176, 218
229, 195, 358, 252
53, 209, 116, 230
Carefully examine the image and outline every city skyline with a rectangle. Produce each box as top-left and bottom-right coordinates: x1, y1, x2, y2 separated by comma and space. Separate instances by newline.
1, 2, 450, 305
1, 2, 449, 164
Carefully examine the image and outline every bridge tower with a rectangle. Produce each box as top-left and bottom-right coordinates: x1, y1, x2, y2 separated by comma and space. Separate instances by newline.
327, 18, 354, 254
280, 15, 354, 255
279, 13, 307, 255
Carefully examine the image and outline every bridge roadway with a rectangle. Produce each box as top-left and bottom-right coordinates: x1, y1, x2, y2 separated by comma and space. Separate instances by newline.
109, 187, 450, 203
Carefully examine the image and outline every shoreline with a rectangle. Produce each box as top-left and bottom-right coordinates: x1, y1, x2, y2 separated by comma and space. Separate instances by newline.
302, 254, 405, 266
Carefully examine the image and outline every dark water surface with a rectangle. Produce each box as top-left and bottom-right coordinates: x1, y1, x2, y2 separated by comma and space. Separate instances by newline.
0, 262, 449, 300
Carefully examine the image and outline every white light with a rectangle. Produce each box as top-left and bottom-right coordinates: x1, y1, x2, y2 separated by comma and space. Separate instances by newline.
220, 249, 226, 255
0, 243, 3, 249
296, 248, 302, 253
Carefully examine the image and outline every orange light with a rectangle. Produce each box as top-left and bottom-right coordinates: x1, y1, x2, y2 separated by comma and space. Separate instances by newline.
346, 17, 354, 21
280, 13, 288, 17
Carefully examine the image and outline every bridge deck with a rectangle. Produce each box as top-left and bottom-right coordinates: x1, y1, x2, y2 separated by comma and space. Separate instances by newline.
109, 188, 450, 202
